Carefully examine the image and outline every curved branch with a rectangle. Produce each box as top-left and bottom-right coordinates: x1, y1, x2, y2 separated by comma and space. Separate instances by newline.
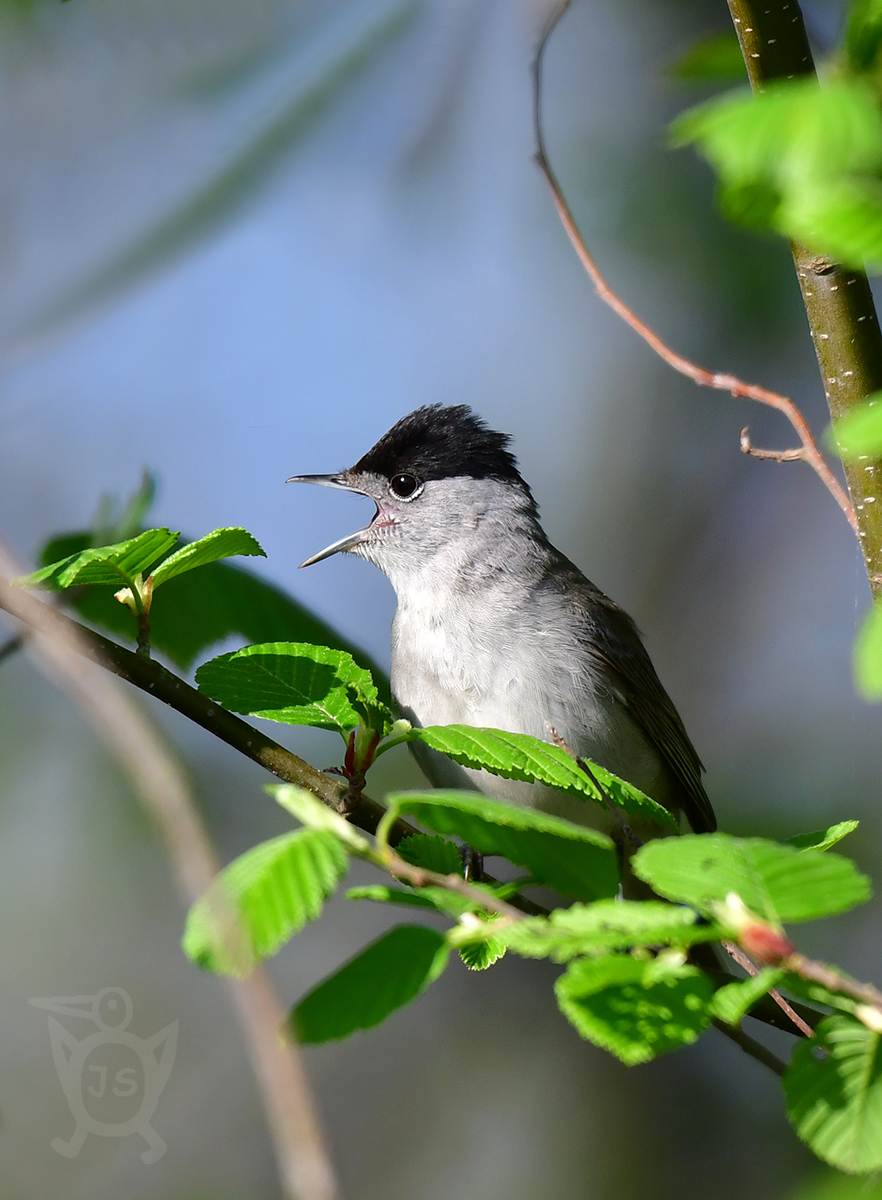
531, 2, 858, 537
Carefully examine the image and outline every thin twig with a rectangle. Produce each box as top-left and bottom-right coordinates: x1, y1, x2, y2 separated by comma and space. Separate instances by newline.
383, 849, 524, 920
0, 550, 338, 1200
784, 952, 882, 1014
548, 725, 641, 849
711, 1018, 787, 1076
723, 940, 815, 1038
531, 2, 858, 535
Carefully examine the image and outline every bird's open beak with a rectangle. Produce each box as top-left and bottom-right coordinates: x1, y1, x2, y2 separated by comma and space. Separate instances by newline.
286, 471, 375, 568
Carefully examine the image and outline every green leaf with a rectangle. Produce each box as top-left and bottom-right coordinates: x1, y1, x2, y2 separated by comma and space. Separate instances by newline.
845, 0, 882, 72
182, 829, 348, 976
396, 833, 464, 876
18, 528, 179, 590
555, 955, 714, 1065
708, 968, 786, 1026
673, 78, 882, 266
855, 601, 882, 700
633, 834, 871, 924
785, 822, 860, 853
386, 790, 620, 902
291, 925, 449, 1044
501, 900, 721, 963
785, 1015, 882, 1173
831, 393, 882, 459
270, 784, 371, 853
196, 641, 389, 734
405, 725, 676, 829
344, 883, 474, 918
667, 30, 746, 81
150, 527, 265, 588
459, 937, 506, 971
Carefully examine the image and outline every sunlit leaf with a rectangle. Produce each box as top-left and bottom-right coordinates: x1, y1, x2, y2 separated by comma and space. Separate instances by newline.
151, 527, 265, 588
784, 822, 860, 853
182, 830, 348, 976
18, 528, 179, 590
633, 834, 871, 923
831, 394, 882, 459
785, 1015, 882, 1173
855, 601, 882, 700
555, 955, 714, 1064
708, 968, 785, 1026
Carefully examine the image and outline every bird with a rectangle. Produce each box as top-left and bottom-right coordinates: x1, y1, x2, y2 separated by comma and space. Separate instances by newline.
289, 404, 715, 844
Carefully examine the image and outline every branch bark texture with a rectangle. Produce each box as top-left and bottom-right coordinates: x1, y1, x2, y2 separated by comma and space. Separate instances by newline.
728, 0, 882, 593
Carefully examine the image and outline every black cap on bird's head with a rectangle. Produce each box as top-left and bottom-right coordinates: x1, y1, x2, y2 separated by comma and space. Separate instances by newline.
353, 404, 523, 484
288, 405, 536, 568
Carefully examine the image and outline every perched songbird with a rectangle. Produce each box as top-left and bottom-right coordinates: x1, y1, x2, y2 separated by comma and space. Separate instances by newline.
290, 405, 715, 840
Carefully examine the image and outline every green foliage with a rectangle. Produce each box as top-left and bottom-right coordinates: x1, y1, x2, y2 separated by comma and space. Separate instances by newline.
149, 527, 265, 587
182, 830, 348, 976
344, 883, 475, 918
845, 0, 882, 73
270, 783, 372, 853
396, 833, 464, 875
403, 725, 677, 829
668, 30, 746, 81
855, 601, 882, 699
785, 1015, 882, 1173
831, 393, 882, 458
384, 790, 620, 902
19, 528, 179, 591
459, 936, 506, 971
291, 925, 449, 1044
708, 968, 786, 1026
500, 900, 722, 963
673, 77, 882, 267
785, 822, 861, 852
633, 834, 871, 923
555, 955, 714, 1065
196, 641, 390, 734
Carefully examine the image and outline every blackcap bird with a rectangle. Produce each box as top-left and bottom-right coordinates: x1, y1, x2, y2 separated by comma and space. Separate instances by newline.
289, 405, 715, 840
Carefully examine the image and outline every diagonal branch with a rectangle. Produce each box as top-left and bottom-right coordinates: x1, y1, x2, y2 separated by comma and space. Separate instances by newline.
531, 1, 858, 537
0, 545, 338, 1200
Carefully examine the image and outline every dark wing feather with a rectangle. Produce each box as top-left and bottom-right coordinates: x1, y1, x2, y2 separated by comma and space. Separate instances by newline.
562, 566, 716, 833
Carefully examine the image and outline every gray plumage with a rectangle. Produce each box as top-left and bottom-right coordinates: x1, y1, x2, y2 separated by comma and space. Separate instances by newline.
291, 405, 715, 838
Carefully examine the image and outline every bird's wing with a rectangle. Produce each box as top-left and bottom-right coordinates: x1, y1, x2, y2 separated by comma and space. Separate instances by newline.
569, 579, 716, 834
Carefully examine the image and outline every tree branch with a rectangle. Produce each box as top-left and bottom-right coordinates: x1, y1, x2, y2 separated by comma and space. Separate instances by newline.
531, 1, 859, 537
726, 0, 882, 595
0, 548, 338, 1200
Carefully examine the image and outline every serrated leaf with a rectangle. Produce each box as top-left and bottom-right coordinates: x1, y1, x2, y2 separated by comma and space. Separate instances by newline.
555, 955, 714, 1064
396, 833, 464, 875
182, 829, 347, 976
668, 31, 746, 81
406, 726, 676, 829
18, 528, 179, 590
196, 641, 388, 733
501, 900, 721, 963
831, 394, 882, 459
150, 527, 265, 588
708, 968, 786, 1026
459, 937, 506, 971
855, 601, 882, 700
785, 1015, 882, 1173
270, 783, 370, 853
633, 834, 871, 924
44, 533, 390, 684
386, 790, 619, 902
291, 925, 449, 1044
785, 822, 860, 853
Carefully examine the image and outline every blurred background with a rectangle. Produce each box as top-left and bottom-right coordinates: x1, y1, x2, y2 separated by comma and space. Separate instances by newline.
1, 0, 878, 1196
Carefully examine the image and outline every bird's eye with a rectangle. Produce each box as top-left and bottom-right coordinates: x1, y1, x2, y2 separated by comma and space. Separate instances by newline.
389, 473, 420, 499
